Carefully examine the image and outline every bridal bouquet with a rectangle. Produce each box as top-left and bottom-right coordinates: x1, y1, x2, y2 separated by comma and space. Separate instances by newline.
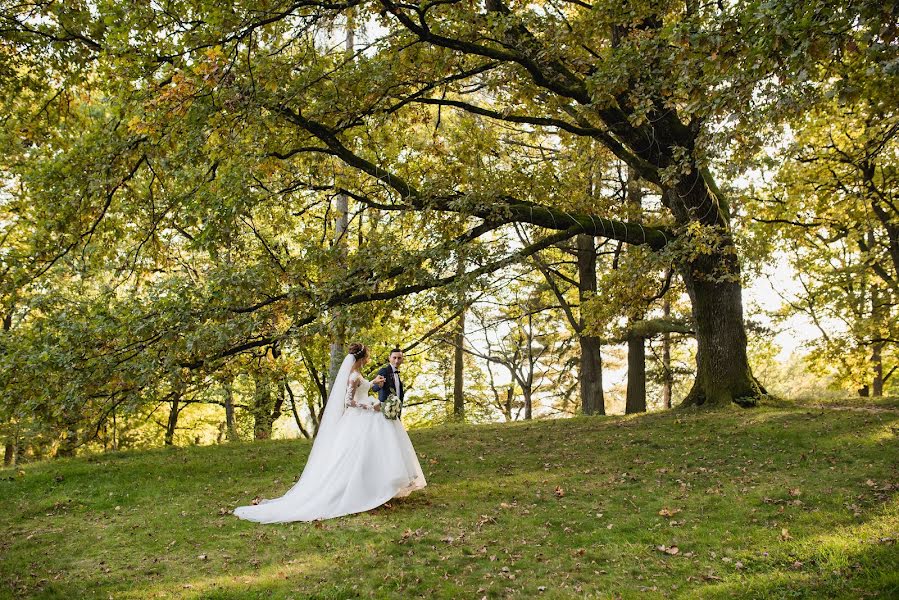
381, 392, 401, 420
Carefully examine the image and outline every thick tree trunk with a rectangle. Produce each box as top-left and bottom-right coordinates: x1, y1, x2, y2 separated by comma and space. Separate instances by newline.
624, 167, 647, 415
577, 233, 604, 415
658, 165, 764, 407
625, 334, 647, 414
453, 311, 465, 419
679, 266, 764, 407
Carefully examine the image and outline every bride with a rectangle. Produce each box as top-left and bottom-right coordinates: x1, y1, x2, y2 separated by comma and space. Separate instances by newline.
233, 343, 426, 523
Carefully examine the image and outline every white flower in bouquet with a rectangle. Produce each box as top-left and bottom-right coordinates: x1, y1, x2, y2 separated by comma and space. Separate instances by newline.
381, 392, 401, 420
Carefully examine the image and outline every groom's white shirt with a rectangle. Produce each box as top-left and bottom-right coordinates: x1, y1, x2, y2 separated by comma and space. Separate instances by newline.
391, 365, 401, 399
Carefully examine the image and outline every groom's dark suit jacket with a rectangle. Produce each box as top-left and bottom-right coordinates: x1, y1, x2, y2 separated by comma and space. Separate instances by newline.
371, 364, 404, 415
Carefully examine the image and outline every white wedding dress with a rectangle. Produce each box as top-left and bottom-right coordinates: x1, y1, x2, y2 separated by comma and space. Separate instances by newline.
233, 355, 426, 523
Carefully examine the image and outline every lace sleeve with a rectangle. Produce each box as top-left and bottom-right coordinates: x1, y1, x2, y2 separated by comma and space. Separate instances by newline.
344, 374, 361, 409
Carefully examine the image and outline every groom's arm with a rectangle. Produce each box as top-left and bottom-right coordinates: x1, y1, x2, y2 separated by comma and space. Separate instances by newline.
372, 367, 391, 403
370, 366, 385, 392
370, 366, 388, 399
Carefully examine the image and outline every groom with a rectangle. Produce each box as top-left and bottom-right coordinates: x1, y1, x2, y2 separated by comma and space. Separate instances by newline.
372, 348, 404, 417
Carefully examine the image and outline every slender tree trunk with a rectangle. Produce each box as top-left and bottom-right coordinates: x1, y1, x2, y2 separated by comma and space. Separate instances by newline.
328, 195, 349, 381
328, 16, 355, 384
523, 387, 533, 420
111, 408, 118, 451
625, 334, 647, 414
285, 382, 310, 439
252, 372, 271, 440
2, 313, 14, 464
577, 233, 604, 415
56, 426, 79, 457
524, 314, 534, 420
165, 396, 179, 446
453, 310, 465, 419
872, 341, 884, 397
662, 298, 673, 409
871, 286, 885, 397
223, 377, 237, 441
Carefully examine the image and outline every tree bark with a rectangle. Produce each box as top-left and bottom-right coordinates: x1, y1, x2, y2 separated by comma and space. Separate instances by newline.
577, 233, 604, 415
625, 334, 647, 414
3, 441, 15, 466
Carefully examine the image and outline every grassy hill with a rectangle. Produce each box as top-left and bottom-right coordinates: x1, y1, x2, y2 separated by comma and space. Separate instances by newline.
2, 398, 898, 599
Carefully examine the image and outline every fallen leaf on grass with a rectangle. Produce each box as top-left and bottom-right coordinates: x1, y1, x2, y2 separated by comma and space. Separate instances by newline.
656, 545, 679, 555
476, 515, 496, 529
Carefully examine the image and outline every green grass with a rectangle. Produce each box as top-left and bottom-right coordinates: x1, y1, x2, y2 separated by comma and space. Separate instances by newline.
2, 398, 898, 599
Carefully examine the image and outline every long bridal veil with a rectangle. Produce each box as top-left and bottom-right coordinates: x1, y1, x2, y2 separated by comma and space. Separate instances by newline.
233, 354, 355, 523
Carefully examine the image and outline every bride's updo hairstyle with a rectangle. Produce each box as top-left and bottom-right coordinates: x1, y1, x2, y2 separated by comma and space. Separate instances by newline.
348, 343, 369, 362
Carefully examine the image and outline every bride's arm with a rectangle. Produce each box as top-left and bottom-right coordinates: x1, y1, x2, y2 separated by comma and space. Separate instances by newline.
344, 374, 362, 409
